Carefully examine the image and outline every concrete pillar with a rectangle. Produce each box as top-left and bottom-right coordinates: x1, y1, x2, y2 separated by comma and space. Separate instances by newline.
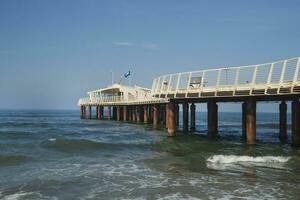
292, 100, 300, 146
246, 99, 256, 145
144, 105, 148, 123
175, 104, 179, 127
113, 107, 117, 120
153, 104, 158, 127
117, 106, 121, 121
128, 106, 132, 121
166, 102, 176, 137
207, 101, 218, 137
96, 106, 99, 119
88, 106, 92, 119
132, 106, 136, 122
165, 104, 169, 129
279, 101, 287, 143
123, 106, 127, 121
80, 106, 84, 119
107, 106, 111, 120
98, 106, 103, 120
83, 106, 86, 119
242, 102, 246, 139
162, 105, 166, 126
183, 102, 189, 132
167, 102, 176, 136
136, 106, 140, 123
190, 103, 196, 131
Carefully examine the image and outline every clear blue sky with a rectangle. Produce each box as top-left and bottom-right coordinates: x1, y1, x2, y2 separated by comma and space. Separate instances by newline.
0, 0, 299, 111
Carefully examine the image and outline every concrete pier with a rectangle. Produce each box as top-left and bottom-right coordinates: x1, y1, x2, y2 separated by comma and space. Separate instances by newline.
183, 102, 189, 132
80, 106, 84, 119
292, 100, 300, 146
207, 101, 218, 137
88, 106, 92, 119
246, 99, 256, 145
190, 103, 196, 131
279, 101, 287, 142
132, 106, 136, 122
113, 107, 117, 120
107, 106, 111, 120
175, 104, 179, 127
123, 106, 128, 121
97, 106, 103, 120
136, 106, 141, 123
167, 102, 175, 136
144, 105, 148, 124
153, 104, 158, 127
242, 102, 246, 139
117, 106, 121, 121
165, 104, 169, 129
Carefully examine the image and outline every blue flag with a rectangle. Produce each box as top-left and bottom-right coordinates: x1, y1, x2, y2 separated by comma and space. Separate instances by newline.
124, 70, 131, 78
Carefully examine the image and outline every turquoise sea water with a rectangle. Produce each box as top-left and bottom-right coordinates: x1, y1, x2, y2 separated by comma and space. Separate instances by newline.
0, 110, 300, 199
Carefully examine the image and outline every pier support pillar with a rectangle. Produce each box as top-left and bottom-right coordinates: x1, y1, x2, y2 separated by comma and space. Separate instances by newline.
144, 105, 148, 124
98, 106, 103, 120
135, 106, 141, 123
246, 99, 256, 145
165, 104, 169, 129
83, 106, 86, 119
183, 102, 189, 132
123, 106, 128, 121
117, 106, 121, 121
167, 102, 176, 136
113, 107, 117, 120
132, 106, 136, 122
207, 101, 218, 137
175, 104, 179, 127
279, 101, 287, 143
80, 106, 84, 119
88, 106, 92, 119
242, 102, 246, 139
107, 106, 111, 120
96, 106, 99, 119
190, 103, 196, 131
162, 105, 166, 126
128, 106, 132, 121
153, 104, 158, 127
292, 100, 300, 146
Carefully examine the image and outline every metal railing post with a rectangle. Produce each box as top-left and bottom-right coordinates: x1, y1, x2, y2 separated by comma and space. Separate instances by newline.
250, 65, 258, 95
233, 68, 240, 96
175, 73, 181, 97
278, 60, 287, 94
199, 71, 205, 97
215, 69, 221, 96
292, 58, 300, 92
186, 72, 192, 97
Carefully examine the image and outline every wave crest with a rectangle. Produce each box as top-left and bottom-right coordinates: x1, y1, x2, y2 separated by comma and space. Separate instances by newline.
207, 155, 291, 164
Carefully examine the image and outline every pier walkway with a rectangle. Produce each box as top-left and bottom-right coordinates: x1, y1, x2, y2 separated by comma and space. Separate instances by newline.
78, 56, 300, 146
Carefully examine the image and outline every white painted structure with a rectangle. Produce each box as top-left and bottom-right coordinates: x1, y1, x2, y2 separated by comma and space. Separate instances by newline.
78, 56, 300, 106
78, 83, 168, 106
152, 56, 300, 98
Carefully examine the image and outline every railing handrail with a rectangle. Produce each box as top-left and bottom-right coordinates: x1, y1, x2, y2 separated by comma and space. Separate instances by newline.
152, 56, 300, 96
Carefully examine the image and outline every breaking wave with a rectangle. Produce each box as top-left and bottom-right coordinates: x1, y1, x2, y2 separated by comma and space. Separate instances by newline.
207, 155, 291, 164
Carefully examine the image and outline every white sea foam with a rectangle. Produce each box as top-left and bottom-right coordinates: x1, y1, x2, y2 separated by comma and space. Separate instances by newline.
48, 138, 56, 141
207, 155, 291, 164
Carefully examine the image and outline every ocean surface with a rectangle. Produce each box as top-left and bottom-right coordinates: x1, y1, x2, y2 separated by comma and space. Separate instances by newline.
0, 110, 300, 200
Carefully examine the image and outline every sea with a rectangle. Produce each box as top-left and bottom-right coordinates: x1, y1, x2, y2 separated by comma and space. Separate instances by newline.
0, 109, 300, 200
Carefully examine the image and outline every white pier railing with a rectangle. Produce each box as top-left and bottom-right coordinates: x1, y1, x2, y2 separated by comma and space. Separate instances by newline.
78, 95, 168, 106
151, 57, 300, 98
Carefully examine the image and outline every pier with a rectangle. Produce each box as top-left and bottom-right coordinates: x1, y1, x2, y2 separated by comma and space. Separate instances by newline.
78, 57, 300, 146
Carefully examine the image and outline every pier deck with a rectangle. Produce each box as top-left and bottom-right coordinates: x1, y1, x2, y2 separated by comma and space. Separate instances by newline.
78, 56, 300, 146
